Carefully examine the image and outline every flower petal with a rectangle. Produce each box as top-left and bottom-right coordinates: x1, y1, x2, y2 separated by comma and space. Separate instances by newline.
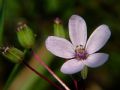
86, 25, 111, 54
83, 53, 109, 68
69, 15, 87, 47
45, 36, 74, 58
60, 59, 84, 74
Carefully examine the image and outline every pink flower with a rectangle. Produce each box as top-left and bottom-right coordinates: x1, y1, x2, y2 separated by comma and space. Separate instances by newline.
45, 15, 111, 74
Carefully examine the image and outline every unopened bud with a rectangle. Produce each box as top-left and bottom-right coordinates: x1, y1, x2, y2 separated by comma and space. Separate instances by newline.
17, 22, 35, 49
81, 66, 88, 79
2, 47, 24, 63
54, 18, 66, 38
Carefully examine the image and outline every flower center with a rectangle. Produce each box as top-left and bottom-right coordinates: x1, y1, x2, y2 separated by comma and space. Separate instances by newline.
75, 45, 88, 60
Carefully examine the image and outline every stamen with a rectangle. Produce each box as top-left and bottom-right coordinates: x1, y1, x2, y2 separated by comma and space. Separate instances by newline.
75, 45, 88, 60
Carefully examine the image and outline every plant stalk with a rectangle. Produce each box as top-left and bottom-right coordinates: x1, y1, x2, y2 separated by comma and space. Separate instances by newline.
32, 50, 70, 90
22, 61, 63, 90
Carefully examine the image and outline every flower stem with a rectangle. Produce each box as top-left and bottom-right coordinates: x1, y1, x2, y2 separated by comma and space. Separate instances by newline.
70, 75, 78, 90
32, 50, 70, 90
22, 61, 63, 90
3, 64, 20, 90
73, 79, 78, 90
83, 79, 85, 90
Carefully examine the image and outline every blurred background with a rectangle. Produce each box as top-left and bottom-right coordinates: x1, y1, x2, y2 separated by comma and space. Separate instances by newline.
0, 0, 120, 90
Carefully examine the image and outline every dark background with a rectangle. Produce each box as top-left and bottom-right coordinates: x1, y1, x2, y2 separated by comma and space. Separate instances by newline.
0, 0, 120, 90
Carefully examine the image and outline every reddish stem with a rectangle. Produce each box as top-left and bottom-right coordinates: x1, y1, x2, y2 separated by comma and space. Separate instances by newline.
73, 79, 78, 90
32, 50, 70, 90
22, 61, 63, 90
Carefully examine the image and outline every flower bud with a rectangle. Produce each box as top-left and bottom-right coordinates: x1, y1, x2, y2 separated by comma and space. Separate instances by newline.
81, 66, 88, 79
2, 47, 24, 63
17, 22, 35, 49
54, 18, 66, 38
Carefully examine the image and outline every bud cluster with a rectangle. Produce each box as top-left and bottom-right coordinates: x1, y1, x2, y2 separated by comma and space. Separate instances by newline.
1, 22, 35, 63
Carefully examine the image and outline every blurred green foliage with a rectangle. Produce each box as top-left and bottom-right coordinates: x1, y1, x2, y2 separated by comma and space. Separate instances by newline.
0, 0, 120, 90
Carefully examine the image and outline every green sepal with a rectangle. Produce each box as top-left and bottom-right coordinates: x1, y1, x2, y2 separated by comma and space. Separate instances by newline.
17, 23, 35, 49
2, 47, 24, 63
54, 18, 66, 38
81, 66, 88, 79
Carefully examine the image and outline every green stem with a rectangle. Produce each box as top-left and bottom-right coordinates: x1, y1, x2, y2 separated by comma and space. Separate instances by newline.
22, 61, 63, 90
23, 49, 28, 54
3, 64, 20, 90
0, 0, 7, 45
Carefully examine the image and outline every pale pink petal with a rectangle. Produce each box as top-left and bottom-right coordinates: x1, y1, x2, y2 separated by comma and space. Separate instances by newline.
45, 36, 74, 58
60, 59, 84, 74
86, 25, 111, 54
83, 53, 109, 68
69, 15, 87, 47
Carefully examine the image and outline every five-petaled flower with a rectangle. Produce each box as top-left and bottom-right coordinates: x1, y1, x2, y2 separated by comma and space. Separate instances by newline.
45, 15, 111, 74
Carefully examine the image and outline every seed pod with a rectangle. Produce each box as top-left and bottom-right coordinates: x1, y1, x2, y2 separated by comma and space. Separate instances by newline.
2, 47, 24, 63
17, 22, 35, 49
54, 18, 66, 38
